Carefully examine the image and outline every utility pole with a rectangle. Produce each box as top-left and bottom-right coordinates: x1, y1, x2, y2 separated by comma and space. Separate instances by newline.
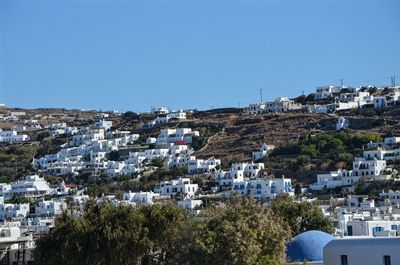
259, 89, 263, 103
340, 79, 344, 87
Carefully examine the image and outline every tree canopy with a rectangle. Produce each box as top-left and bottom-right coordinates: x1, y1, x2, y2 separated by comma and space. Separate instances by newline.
271, 195, 334, 236
34, 198, 297, 265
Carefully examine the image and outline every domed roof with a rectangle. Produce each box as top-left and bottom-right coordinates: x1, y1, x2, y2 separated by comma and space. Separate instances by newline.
286, 230, 334, 262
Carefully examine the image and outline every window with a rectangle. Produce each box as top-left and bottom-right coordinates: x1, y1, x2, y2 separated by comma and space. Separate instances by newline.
341, 255, 348, 265
384, 255, 391, 265
347, 226, 353, 236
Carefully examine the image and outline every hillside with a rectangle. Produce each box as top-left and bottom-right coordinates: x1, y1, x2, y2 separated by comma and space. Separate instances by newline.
1, 106, 399, 186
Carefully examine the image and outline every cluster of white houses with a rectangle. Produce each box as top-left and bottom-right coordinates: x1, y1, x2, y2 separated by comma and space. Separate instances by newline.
246, 96, 302, 115
246, 86, 400, 115
34, 123, 223, 179
34, 125, 141, 177
0, 129, 29, 143
141, 108, 188, 129
310, 136, 399, 191
214, 161, 293, 200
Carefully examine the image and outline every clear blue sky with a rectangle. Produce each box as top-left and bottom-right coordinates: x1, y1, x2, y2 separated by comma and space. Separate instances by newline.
0, 0, 399, 112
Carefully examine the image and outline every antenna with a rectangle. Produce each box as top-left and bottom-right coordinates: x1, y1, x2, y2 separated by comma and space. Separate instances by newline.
259, 89, 263, 102
340, 79, 344, 87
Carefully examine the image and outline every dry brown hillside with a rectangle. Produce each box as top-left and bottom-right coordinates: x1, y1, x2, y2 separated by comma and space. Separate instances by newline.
192, 109, 400, 160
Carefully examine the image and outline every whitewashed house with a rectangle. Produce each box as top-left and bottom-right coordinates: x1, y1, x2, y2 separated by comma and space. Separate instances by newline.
177, 199, 203, 211
93, 120, 113, 131
123, 191, 159, 205
0, 129, 29, 143
232, 176, 293, 200
35, 200, 66, 217
324, 237, 400, 265
363, 147, 400, 162
215, 162, 264, 191
95, 113, 109, 119
167, 111, 186, 120
336, 116, 349, 131
252, 143, 274, 161
155, 178, 198, 197
352, 157, 387, 180
151, 107, 169, 115
188, 157, 221, 174
315, 85, 342, 100
379, 190, 400, 205
0, 204, 30, 220
310, 170, 360, 191
10, 175, 51, 198
146, 137, 157, 145
165, 154, 195, 169
69, 129, 105, 146
310, 156, 389, 191
339, 91, 373, 107
156, 128, 199, 145
373, 91, 400, 108
0, 184, 11, 200
246, 97, 302, 115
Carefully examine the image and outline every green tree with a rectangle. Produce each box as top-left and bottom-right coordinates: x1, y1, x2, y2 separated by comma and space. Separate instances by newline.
271, 195, 334, 236
294, 183, 302, 196
190, 197, 291, 265
34, 201, 193, 265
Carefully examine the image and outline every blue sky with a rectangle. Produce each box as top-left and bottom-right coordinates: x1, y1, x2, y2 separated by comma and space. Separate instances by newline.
0, 0, 399, 112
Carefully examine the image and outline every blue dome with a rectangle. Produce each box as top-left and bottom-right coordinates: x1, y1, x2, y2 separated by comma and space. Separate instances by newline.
286, 230, 334, 262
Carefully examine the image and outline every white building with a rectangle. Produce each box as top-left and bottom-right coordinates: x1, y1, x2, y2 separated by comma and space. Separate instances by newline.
0, 226, 35, 264
177, 199, 203, 211
246, 97, 302, 115
69, 128, 105, 146
324, 237, 400, 265
310, 170, 360, 191
0, 204, 30, 220
123, 191, 159, 205
155, 178, 198, 197
151, 107, 169, 115
9, 175, 51, 198
336, 116, 349, 131
95, 113, 109, 119
310, 157, 388, 191
146, 137, 157, 145
0, 184, 11, 200
315, 85, 342, 100
252, 143, 274, 161
93, 120, 113, 131
339, 91, 373, 107
0, 129, 29, 143
352, 158, 387, 179
379, 190, 400, 205
35, 200, 66, 217
232, 176, 293, 200
188, 157, 221, 174
215, 162, 265, 191
156, 128, 199, 145
373, 91, 400, 108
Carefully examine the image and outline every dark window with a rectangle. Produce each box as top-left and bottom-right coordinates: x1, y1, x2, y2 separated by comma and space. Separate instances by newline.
341, 255, 348, 265
384, 255, 391, 265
